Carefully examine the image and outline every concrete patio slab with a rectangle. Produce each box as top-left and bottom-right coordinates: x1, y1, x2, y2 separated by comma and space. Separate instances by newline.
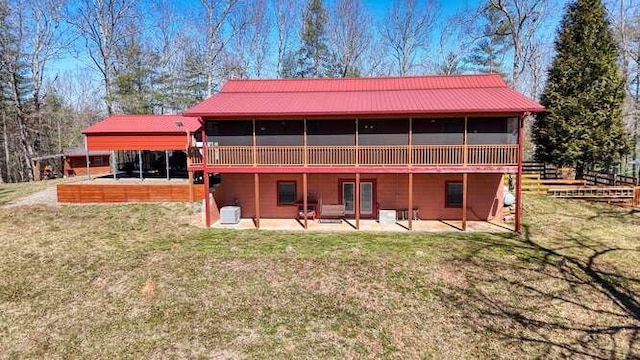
211, 218, 513, 233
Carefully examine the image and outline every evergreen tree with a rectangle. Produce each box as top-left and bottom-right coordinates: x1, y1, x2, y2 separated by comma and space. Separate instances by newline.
287, 0, 339, 78
465, 5, 508, 75
532, 0, 631, 177
113, 37, 157, 114
181, 47, 208, 105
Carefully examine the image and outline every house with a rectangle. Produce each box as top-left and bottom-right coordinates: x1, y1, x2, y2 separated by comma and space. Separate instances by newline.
184, 74, 544, 232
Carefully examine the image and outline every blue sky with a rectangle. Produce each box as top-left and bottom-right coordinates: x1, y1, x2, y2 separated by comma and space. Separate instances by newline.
48, 0, 564, 83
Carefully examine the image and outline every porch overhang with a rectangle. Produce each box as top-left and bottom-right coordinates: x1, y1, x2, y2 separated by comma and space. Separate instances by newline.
190, 165, 517, 174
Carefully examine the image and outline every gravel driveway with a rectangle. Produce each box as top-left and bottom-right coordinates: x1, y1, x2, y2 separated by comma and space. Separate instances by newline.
5, 187, 58, 207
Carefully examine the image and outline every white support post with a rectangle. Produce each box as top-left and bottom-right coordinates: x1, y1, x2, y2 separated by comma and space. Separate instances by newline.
112, 150, 117, 179
138, 150, 143, 181
165, 150, 170, 180
84, 135, 91, 180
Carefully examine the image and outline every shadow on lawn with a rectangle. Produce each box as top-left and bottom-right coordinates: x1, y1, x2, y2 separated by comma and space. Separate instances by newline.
441, 219, 640, 358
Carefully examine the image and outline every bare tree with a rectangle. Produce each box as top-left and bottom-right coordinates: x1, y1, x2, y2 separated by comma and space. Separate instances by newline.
147, 0, 185, 113
0, 0, 33, 180
49, 69, 104, 149
610, 0, 640, 174
327, 0, 371, 77
433, 11, 475, 74
272, 0, 302, 78
487, 0, 548, 88
68, 0, 137, 115
24, 0, 67, 115
0, 0, 69, 180
199, 0, 240, 94
380, 0, 437, 75
229, 0, 270, 79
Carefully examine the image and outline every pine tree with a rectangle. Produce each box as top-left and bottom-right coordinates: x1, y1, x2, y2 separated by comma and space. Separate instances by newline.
288, 0, 339, 78
113, 38, 157, 114
465, 5, 508, 75
532, 0, 631, 177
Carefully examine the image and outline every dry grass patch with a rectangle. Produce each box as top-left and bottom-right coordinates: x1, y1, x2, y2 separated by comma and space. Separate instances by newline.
0, 193, 638, 358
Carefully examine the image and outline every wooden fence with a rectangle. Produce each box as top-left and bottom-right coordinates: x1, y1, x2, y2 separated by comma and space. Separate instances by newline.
523, 162, 562, 179
584, 171, 638, 186
57, 183, 204, 203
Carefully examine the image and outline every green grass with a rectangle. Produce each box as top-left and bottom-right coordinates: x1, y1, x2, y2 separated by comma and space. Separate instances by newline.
0, 193, 638, 358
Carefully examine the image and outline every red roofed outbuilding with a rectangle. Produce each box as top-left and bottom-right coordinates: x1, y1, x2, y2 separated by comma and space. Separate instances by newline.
82, 115, 201, 151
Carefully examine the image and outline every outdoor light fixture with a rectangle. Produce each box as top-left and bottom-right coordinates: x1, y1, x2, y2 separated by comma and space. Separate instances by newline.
175, 121, 183, 128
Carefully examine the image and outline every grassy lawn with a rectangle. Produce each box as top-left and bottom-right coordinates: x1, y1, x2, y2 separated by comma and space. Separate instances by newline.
0, 193, 638, 358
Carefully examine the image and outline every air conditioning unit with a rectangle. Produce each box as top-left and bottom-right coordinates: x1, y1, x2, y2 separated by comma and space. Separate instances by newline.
220, 206, 241, 224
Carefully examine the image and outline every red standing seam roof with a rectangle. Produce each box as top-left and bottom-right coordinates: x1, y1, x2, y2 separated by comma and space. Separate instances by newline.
184, 74, 544, 118
82, 115, 201, 134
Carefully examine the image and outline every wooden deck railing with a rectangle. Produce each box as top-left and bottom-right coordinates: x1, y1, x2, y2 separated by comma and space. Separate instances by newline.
413, 145, 463, 165
467, 145, 518, 165
308, 146, 356, 165
190, 144, 518, 167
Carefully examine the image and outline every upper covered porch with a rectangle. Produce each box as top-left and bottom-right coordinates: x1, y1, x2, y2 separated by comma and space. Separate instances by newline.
188, 116, 521, 171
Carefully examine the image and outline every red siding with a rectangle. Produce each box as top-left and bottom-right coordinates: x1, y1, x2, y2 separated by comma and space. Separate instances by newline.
86, 134, 190, 151
64, 155, 111, 176
212, 173, 504, 221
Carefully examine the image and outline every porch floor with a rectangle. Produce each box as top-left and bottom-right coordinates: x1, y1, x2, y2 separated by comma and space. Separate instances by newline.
211, 218, 513, 232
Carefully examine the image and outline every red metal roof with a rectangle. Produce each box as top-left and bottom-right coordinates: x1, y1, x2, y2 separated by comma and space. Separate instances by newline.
82, 115, 201, 134
185, 74, 544, 118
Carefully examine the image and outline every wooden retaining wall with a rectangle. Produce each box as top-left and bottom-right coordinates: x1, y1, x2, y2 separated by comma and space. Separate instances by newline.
58, 183, 205, 203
